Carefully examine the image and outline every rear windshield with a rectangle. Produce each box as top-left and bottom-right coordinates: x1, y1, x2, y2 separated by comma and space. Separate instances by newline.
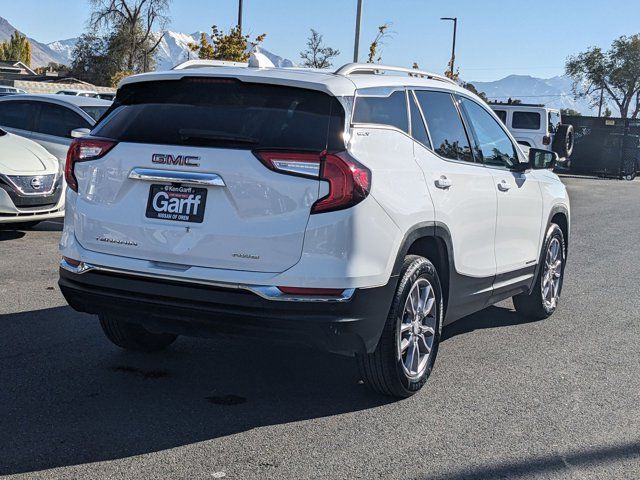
512, 111, 541, 130
93, 78, 345, 151
80, 106, 109, 122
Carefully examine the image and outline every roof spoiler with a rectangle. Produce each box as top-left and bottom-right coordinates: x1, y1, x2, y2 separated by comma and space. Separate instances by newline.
172, 53, 275, 70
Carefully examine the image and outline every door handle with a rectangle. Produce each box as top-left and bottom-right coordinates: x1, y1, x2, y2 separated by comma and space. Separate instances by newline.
497, 180, 511, 192
435, 176, 452, 189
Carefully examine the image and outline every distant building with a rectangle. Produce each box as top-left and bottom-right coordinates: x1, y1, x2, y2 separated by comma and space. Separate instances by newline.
0, 60, 37, 77
0, 59, 115, 95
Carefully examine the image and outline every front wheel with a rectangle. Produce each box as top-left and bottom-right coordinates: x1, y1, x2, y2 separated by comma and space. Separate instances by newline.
513, 223, 566, 320
357, 255, 443, 398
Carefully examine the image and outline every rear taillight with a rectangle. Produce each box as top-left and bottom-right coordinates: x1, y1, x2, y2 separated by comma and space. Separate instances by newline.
65, 138, 117, 192
543, 135, 551, 146
254, 150, 371, 214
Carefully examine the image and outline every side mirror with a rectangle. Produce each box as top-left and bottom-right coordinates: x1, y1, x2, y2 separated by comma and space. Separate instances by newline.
71, 128, 91, 139
529, 148, 558, 170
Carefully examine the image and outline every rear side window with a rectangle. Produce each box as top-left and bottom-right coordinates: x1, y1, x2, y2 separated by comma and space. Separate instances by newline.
37, 103, 91, 138
415, 91, 473, 162
512, 111, 541, 130
94, 78, 345, 151
494, 110, 507, 124
0, 101, 37, 131
352, 90, 408, 133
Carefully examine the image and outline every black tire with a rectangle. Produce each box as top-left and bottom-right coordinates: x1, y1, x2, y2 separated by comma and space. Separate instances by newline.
513, 223, 566, 320
623, 172, 636, 181
357, 255, 443, 398
552, 124, 574, 158
99, 315, 177, 352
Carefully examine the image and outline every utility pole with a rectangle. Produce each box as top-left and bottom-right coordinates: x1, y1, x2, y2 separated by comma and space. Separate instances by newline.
353, 0, 363, 62
440, 17, 457, 77
238, 0, 244, 34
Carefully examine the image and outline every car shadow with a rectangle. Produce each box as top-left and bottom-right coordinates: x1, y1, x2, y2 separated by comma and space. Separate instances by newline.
0, 229, 25, 241
0, 305, 392, 475
442, 304, 543, 341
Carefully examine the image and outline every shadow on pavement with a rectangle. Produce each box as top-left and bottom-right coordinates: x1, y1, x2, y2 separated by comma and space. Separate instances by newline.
0, 229, 25, 241
442, 305, 542, 341
0, 305, 391, 475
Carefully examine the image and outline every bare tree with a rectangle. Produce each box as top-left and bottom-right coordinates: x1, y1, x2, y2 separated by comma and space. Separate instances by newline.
299, 29, 340, 69
89, 0, 171, 72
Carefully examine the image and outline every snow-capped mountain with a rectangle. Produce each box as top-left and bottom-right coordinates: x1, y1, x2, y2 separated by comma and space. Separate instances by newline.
469, 75, 606, 115
0, 16, 66, 67
48, 30, 295, 71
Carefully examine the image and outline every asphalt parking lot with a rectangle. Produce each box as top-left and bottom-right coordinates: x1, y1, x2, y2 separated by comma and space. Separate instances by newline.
0, 177, 638, 480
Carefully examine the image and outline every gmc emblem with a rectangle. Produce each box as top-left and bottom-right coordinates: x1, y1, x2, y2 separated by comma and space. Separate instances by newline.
152, 154, 200, 167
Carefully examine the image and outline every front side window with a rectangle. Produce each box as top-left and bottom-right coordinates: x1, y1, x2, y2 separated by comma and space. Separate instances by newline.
415, 90, 473, 162
0, 101, 37, 131
352, 89, 408, 133
36, 103, 91, 138
460, 97, 519, 168
512, 111, 541, 130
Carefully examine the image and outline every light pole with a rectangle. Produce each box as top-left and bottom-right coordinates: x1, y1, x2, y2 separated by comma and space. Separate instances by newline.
440, 17, 457, 77
238, 0, 243, 34
353, 0, 363, 62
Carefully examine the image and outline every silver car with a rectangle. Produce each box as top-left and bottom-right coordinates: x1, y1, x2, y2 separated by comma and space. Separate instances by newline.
0, 94, 112, 162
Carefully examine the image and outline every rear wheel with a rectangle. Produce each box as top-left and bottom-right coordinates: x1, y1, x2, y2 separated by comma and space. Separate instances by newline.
99, 315, 177, 352
552, 124, 574, 158
357, 255, 443, 398
513, 224, 566, 320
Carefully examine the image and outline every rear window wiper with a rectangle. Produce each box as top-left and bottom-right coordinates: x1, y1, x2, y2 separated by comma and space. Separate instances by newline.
178, 128, 258, 145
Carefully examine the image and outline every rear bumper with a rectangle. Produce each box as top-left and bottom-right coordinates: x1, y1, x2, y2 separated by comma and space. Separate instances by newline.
59, 266, 397, 356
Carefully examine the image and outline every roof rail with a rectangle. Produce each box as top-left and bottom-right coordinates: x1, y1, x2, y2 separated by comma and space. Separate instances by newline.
334, 63, 458, 86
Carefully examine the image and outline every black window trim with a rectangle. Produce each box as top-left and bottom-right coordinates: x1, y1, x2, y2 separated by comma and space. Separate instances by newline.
455, 94, 524, 172
408, 89, 433, 150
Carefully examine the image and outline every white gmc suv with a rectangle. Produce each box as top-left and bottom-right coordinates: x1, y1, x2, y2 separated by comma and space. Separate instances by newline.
59, 61, 570, 398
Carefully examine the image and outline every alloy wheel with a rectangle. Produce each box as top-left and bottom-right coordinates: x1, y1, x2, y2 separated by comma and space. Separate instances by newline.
398, 278, 437, 378
542, 237, 563, 310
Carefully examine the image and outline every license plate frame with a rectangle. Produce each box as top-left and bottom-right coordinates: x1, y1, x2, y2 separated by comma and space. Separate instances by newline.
145, 184, 207, 223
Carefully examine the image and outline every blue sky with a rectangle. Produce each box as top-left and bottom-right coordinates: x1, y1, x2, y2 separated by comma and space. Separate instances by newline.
1, 0, 639, 81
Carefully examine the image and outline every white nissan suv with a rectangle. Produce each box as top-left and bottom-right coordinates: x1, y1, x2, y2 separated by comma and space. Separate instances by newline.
59, 60, 570, 398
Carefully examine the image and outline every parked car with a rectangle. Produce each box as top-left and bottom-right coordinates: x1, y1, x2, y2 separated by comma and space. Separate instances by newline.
56, 89, 99, 97
490, 103, 574, 164
0, 94, 112, 162
0, 86, 27, 97
58, 59, 570, 398
0, 127, 64, 228
96, 92, 116, 101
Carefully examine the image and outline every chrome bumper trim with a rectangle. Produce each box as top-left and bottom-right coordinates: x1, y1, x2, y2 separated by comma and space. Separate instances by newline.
128, 168, 226, 187
60, 259, 355, 303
